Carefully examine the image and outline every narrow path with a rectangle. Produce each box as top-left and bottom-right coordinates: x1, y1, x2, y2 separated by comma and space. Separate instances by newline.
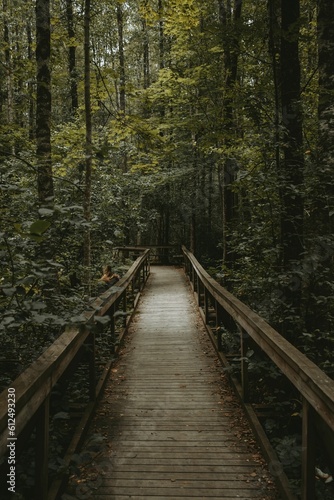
70, 266, 278, 499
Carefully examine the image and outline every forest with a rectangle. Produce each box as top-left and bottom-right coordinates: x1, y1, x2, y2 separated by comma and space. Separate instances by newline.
0, 0, 334, 491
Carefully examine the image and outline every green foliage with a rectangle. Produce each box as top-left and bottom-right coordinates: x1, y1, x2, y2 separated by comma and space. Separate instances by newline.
0, 0, 333, 401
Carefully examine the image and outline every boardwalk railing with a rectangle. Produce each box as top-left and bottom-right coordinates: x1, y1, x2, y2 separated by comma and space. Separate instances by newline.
0, 250, 150, 500
182, 245, 334, 500
114, 244, 181, 264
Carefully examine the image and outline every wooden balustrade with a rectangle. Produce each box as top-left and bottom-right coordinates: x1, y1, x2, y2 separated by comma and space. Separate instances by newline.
182, 245, 334, 500
0, 250, 150, 500
2, 243, 333, 500
114, 244, 181, 264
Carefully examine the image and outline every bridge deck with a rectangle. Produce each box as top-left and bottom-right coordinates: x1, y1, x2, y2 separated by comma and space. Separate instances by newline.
74, 266, 278, 499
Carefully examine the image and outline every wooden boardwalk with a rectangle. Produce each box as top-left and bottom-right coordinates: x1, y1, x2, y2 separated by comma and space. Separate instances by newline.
71, 266, 278, 499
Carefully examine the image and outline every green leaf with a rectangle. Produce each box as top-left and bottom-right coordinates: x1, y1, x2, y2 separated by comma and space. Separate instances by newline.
38, 208, 54, 216
30, 220, 51, 236
2, 287, 16, 297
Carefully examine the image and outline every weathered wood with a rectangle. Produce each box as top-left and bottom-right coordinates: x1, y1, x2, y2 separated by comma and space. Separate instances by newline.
0, 325, 91, 455
301, 398, 316, 500
35, 396, 50, 500
182, 246, 334, 433
0, 250, 150, 500
82, 267, 277, 499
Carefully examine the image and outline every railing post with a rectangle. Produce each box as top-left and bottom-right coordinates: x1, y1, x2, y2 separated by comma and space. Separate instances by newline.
88, 331, 96, 401
301, 398, 316, 500
216, 301, 223, 351
141, 264, 144, 289
122, 291, 127, 328
239, 326, 249, 402
110, 304, 116, 354
197, 278, 202, 307
35, 395, 50, 500
204, 289, 209, 324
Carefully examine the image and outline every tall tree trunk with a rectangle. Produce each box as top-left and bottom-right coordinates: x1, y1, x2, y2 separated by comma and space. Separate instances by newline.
305, 0, 334, 333
268, 0, 281, 175
117, 2, 126, 114
36, 0, 54, 204
279, 0, 304, 337
317, 0, 334, 229
83, 0, 92, 291
142, 18, 150, 90
3, 0, 14, 130
66, 0, 78, 113
116, 2, 128, 172
158, 0, 164, 70
218, 0, 242, 273
27, 21, 35, 140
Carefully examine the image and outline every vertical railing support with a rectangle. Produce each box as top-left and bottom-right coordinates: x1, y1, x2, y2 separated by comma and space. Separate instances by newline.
216, 301, 223, 351
122, 291, 127, 328
239, 326, 249, 402
204, 289, 209, 324
35, 395, 50, 500
110, 303, 116, 355
301, 398, 316, 500
88, 331, 96, 401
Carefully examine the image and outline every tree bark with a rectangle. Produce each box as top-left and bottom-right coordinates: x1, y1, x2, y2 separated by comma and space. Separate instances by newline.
305, 0, 334, 333
27, 21, 35, 140
117, 2, 126, 113
317, 0, 334, 229
36, 0, 54, 203
218, 0, 242, 272
83, 0, 92, 289
268, 0, 281, 175
279, 0, 304, 336
66, 0, 78, 113
3, 0, 13, 130
158, 0, 164, 70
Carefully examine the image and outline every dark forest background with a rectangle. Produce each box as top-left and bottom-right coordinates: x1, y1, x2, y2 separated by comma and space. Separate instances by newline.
1, 0, 334, 383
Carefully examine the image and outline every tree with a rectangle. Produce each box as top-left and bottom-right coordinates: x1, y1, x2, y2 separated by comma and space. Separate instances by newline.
66, 0, 79, 114
316, 0, 334, 230
217, 0, 242, 270
279, 0, 304, 337
304, 0, 334, 334
83, 0, 92, 291
36, 0, 54, 203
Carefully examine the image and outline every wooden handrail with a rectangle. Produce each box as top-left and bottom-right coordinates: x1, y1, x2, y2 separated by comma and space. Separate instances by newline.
0, 249, 150, 498
182, 245, 334, 500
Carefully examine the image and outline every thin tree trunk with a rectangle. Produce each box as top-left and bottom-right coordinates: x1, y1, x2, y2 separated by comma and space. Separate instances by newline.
268, 0, 281, 175
158, 0, 164, 70
36, 0, 54, 203
305, 0, 334, 333
116, 2, 128, 172
83, 0, 92, 291
317, 0, 334, 228
27, 21, 35, 140
218, 0, 242, 272
142, 17, 150, 90
66, 0, 78, 113
3, 0, 14, 149
279, 0, 304, 337
117, 2, 126, 113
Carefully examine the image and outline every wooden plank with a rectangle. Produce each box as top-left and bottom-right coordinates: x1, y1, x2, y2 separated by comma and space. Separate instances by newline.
106, 472, 259, 481
104, 462, 254, 470
93, 488, 264, 498
93, 497, 260, 500
99, 478, 260, 489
